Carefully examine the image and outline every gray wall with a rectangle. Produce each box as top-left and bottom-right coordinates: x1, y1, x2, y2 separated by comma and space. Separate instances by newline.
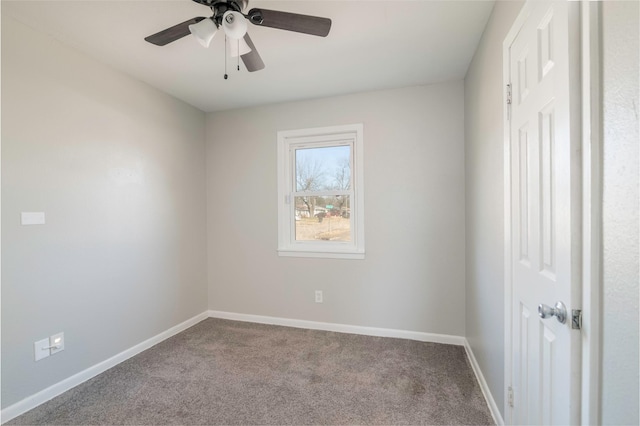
601, 1, 639, 424
206, 82, 467, 336
463, 0, 524, 418
1, 16, 208, 407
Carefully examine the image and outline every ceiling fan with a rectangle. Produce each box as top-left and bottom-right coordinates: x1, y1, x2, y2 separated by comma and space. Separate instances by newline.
145, 0, 332, 74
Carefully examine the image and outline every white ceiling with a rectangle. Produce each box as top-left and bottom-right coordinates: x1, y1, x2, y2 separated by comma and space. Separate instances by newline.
2, 0, 495, 112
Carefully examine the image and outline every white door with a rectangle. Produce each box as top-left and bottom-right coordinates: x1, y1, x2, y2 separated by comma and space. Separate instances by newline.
507, 1, 581, 424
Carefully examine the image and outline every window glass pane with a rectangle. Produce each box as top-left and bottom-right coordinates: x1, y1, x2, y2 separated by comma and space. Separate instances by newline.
295, 196, 351, 241
295, 146, 351, 191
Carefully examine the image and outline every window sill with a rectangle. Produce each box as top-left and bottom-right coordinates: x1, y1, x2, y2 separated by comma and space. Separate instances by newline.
277, 249, 365, 260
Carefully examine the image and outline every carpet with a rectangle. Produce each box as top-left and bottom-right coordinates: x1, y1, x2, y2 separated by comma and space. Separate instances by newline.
8, 318, 494, 425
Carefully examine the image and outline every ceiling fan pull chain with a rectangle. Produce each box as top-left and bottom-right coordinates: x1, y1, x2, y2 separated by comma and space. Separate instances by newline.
224, 35, 228, 80
237, 40, 240, 71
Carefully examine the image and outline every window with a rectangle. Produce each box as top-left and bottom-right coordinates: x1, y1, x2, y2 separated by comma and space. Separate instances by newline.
277, 124, 364, 259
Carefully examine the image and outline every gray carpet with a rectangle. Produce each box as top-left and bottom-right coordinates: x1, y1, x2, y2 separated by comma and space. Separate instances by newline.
8, 318, 494, 425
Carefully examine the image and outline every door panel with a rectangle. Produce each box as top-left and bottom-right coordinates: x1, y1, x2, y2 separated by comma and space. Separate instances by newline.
508, 2, 580, 424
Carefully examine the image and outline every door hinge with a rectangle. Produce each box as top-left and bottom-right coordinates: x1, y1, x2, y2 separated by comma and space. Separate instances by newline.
506, 83, 513, 120
508, 386, 514, 408
571, 309, 582, 330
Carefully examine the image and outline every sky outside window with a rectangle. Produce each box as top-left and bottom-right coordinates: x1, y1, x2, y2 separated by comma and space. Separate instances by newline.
295, 145, 350, 191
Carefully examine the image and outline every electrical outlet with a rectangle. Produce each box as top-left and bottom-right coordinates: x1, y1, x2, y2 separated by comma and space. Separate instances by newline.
34, 338, 50, 361
50, 332, 64, 355
315, 290, 323, 303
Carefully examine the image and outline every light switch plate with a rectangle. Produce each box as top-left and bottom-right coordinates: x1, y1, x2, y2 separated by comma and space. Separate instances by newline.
34, 338, 50, 361
21, 212, 45, 225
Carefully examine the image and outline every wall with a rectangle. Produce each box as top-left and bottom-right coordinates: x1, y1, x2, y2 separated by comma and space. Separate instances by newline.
464, 0, 524, 419
206, 82, 466, 336
600, 1, 640, 424
1, 16, 208, 408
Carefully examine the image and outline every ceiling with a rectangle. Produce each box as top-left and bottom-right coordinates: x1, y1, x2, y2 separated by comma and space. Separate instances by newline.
2, 0, 495, 112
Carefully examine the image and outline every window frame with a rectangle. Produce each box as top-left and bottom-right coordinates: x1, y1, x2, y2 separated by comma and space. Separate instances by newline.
277, 123, 364, 259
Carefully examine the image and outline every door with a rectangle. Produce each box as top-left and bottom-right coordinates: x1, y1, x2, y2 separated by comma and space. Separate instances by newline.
507, 1, 581, 424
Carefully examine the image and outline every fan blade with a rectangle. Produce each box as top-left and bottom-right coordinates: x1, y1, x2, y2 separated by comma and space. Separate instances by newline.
145, 17, 205, 46
241, 33, 265, 72
247, 8, 331, 37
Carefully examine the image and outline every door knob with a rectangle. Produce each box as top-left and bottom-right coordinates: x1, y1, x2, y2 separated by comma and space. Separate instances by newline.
538, 301, 567, 324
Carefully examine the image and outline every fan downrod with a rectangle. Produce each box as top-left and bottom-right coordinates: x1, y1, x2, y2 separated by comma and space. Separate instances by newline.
191, 0, 248, 15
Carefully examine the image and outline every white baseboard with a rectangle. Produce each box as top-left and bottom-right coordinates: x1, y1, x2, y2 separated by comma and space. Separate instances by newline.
463, 339, 504, 426
208, 310, 466, 346
1, 311, 209, 424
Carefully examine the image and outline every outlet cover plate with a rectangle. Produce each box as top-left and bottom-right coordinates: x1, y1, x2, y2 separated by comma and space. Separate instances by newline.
50, 332, 64, 355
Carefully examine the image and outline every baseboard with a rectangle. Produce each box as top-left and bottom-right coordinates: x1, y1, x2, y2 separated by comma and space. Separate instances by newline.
0, 311, 209, 424
208, 310, 465, 346
463, 339, 505, 426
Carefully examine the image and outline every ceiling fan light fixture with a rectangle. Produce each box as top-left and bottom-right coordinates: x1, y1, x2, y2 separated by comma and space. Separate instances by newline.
222, 11, 248, 40
228, 37, 252, 57
188, 18, 217, 47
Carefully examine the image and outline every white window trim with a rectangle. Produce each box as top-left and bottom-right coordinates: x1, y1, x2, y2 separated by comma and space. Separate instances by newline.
277, 123, 364, 259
